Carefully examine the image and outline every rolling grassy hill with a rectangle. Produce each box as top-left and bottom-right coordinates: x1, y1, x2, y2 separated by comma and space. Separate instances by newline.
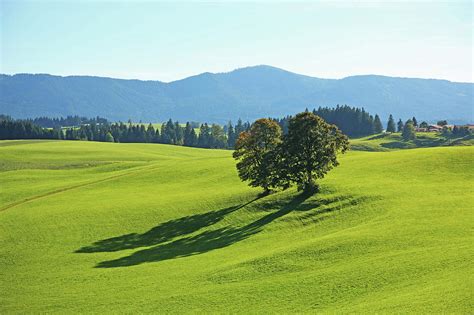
350, 132, 474, 151
1, 140, 473, 313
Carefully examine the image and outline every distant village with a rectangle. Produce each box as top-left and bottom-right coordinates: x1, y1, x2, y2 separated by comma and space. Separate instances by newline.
414, 121, 474, 133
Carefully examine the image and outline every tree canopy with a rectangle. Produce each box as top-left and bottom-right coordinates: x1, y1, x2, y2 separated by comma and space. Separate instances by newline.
233, 119, 283, 193
233, 112, 349, 194
280, 112, 349, 193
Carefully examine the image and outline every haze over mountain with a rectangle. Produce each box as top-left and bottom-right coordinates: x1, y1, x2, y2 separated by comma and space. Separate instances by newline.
1, 65, 472, 124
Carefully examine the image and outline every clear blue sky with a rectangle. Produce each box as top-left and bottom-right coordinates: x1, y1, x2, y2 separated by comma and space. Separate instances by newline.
1, 1, 472, 82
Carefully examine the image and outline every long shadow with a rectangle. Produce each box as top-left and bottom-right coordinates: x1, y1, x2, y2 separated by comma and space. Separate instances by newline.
94, 195, 309, 268
92, 193, 362, 268
76, 198, 258, 254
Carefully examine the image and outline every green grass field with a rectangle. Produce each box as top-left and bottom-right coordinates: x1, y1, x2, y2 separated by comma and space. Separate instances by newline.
350, 132, 474, 151
1, 139, 473, 313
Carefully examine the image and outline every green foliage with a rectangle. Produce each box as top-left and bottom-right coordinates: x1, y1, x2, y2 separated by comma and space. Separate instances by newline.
280, 112, 349, 193
0, 116, 252, 150
161, 119, 176, 144
197, 123, 211, 148
28, 115, 108, 128
452, 125, 471, 137
0, 119, 63, 140
373, 114, 383, 133
184, 122, 198, 146
386, 114, 396, 133
226, 122, 236, 148
210, 124, 226, 148
104, 132, 114, 142
233, 119, 282, 192
397, 119, 404, 132
442, 126, 452, 137
234, 113, 349, 193
275, 105, 382, 138
402, 120, 416, 141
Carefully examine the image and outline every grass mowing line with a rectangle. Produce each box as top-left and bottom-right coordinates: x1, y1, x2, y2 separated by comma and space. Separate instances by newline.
0, 162, 162, 212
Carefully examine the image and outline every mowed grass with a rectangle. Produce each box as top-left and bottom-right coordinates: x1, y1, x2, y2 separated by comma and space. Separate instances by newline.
0, 140, 473, 313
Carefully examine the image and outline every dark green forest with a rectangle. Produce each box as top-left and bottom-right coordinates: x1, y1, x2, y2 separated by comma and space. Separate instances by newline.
274, 106, 384, 137
0, 115, 250, 149
1, 106, 449, 148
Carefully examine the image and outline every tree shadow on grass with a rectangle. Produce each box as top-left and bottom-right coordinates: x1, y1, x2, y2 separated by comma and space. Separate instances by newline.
76, 198, 259, 253
85, 192, 365, 269
94, 194, 309, 268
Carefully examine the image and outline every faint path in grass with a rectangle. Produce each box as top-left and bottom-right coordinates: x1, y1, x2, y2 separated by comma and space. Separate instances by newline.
0, 163, 160, 212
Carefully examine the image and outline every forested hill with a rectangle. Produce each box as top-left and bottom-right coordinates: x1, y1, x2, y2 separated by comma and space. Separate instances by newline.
1, 65, 472, 123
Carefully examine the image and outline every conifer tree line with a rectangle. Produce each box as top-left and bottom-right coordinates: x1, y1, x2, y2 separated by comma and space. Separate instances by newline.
28, 115, 108, 128
273, 105, 384, 137
0, 117, 63, 140
3, 109, 468, 145
1, 106, 388, 144
0, 115, 252, 149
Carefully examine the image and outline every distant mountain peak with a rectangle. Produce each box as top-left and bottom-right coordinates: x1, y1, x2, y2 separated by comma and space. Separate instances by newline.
228, 64, 297, 74
1, 67, 472, 124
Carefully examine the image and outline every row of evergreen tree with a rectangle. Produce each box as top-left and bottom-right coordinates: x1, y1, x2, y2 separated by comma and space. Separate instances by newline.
274, 106, 384, 137
0, 106, 387, 146
0, 118, 63, 140
6, 106, 460, 147
275, 108, 465, 140
386, 114, 417, 133
27, 115, 109, 128
0, 116, 252, 149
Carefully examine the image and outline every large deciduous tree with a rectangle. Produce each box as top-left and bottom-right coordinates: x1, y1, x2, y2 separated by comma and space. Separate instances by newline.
281, 112, 349, 193
232, 118, 282, 194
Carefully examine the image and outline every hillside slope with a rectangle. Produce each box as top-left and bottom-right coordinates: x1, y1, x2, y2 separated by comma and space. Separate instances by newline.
350, 132, 474, 151
1, 65, 472, 123
0, 140, 473, 312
